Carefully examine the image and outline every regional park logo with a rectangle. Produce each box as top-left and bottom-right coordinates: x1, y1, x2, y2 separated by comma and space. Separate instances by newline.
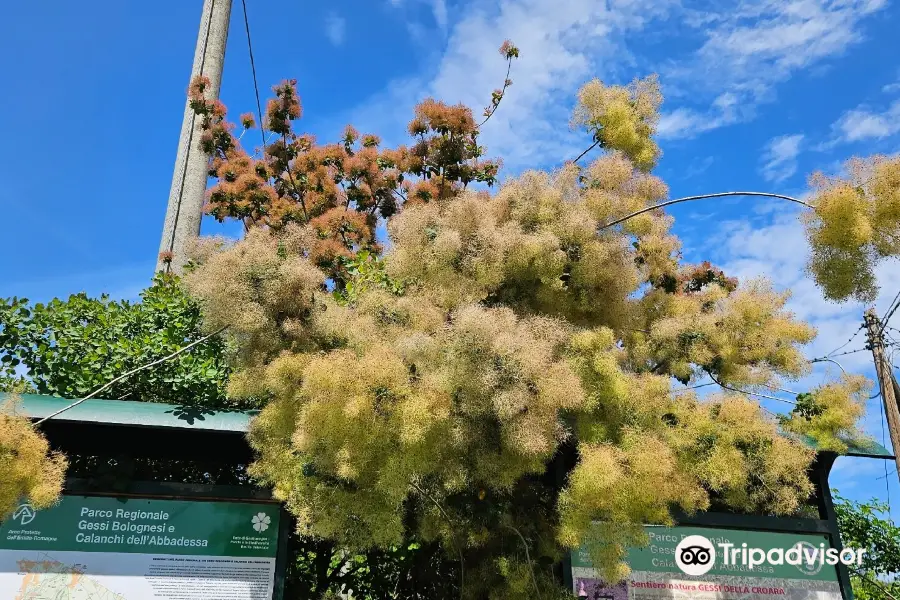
12, 503, 37, 526
675, 535, 717, 576
251, 512, 271, 533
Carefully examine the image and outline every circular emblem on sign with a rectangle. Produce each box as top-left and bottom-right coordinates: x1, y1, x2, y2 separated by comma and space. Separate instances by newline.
675, 535, 716, 576
251, 512, 271, 532
793, 542, 824, 576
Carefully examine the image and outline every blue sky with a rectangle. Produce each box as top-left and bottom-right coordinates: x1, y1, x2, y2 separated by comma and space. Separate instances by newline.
2, 0, 900, 520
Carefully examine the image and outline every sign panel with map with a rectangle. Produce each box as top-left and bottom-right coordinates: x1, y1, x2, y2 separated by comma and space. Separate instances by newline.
570, 525, 844, 600
1, 495, 282, 600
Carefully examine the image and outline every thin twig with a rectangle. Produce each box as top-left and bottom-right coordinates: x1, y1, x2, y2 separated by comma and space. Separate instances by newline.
598, 192, 813, 230
478, 56, 514, 129
282, 133, 309, 221
504, 524, 542, 600
622, 327, 651, 334
848, 567, 900, 600
34, 326, 228, 425
410, 482, 465, 600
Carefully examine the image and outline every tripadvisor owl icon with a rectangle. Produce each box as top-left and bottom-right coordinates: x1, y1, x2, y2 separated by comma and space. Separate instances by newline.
675, 535, 717, 576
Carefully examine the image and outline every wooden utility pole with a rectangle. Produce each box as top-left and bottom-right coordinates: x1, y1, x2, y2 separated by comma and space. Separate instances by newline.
863, 308, 900, 484
157, 0, 233, 275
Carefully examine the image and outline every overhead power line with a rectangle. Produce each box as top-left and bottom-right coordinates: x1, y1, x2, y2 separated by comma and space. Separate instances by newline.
240, 0, 267, 153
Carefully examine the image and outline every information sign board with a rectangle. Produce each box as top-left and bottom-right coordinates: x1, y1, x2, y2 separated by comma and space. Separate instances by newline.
1, 495, 282, 600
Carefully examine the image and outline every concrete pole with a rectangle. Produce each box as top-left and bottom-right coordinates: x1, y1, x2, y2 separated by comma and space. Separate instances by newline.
157, 0, 232, 275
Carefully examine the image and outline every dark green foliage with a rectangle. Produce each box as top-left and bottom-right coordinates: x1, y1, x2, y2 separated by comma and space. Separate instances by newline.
285, 535, 458, 600
0, 273, 242, 410
834, 492, 900, 599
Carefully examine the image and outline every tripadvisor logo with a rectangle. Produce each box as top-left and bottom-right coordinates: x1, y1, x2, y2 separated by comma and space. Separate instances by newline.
674, 535, 866, 577
675, 536, 717, 575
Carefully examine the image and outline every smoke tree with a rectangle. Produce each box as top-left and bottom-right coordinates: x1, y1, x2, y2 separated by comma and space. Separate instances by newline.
0, 395, 67, 522
178, 41, 894, 598
804, 154, 900, 303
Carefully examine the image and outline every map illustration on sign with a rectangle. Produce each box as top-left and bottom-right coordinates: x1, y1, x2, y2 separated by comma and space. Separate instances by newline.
14, 555, 126, 600
1, 495, 282, 600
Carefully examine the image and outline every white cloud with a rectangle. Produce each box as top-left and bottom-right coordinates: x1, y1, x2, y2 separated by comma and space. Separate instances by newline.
882, 68, 900, 93
831, 99, 900, 143
431, 0, 448, 29
657, 109, 731, 140
659, 0, 886, 137
388, 0, 449, 30
325, 13, 346, 46
336, 0, 886, 161
657, 92, 753, 140
680, 156, 715, 180
330, 0, 678, 171
760, 133, 804, 183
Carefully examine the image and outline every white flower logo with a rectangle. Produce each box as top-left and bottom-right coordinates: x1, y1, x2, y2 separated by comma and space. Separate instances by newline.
251, 512, 271, 533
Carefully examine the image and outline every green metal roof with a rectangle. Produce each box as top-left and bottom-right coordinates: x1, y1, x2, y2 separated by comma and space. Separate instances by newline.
802, 434, 895, 459
1, 393, 255, 433
1, 393, 895, 458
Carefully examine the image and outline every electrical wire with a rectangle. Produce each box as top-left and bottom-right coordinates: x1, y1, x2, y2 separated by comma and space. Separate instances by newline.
812, 347, 868, 361
877, 468, 897, 481
34, 327, 229, 425
881, 288, 900, 330
240, 0, 267, 153
880, 389, 891, 507
826, 325, 864, 358
705, 372, 797, 406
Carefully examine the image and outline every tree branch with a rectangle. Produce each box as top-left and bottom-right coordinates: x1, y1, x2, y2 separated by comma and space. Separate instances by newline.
849, 567, 900, 600
478, 56, 514, 129
410, 482, 465, 600
34, 326, 229, 425
503, 524, 542, 600
598, 192, 813, 230
282, 133, 309, 221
